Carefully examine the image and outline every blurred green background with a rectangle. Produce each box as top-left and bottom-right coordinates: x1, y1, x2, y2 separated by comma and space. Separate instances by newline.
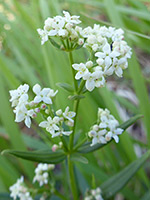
0, 0, 150, 199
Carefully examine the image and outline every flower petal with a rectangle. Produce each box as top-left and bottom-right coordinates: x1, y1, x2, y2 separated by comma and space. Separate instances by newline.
33, 84, 41, 95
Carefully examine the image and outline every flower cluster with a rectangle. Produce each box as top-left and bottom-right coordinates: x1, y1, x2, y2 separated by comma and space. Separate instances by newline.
9, 84, 58, 128
88, 108, 123, 146
10, 176, 33, 200
72, 25, 132, 91
84, 187, 103, 200
39, 106, 76, 137
37, 11, 84, 46
72, 61, 105, 91
33, 163, 55, 186
10, 163, 55, 200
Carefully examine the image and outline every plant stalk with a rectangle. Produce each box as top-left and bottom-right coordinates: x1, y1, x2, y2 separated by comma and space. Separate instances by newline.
68, 155, 78, 200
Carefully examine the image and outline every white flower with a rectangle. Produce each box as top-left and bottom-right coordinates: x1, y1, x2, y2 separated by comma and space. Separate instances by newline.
37, 11, 82, 45
14, 108, 35, 128
10, 176, 33, 200
33, 84, 56, 104
72, 63, 89, 80
84, 68, 105, 92
63, 11, 81, 25
88, 108, 124, 145
33, 163, 55, 186
37, 28, 49, 45
63, 106, 76, 126
95, 43, 120, 67
84, 187, 103, 200
9, 84, 29, 107
39, 116, 60, 137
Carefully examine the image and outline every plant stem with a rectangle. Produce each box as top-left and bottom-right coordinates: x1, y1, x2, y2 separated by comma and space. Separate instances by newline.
68, 51, 78, 92
78, 79, 85, 94
69, 99, 80, 150
68, 155, 78, 200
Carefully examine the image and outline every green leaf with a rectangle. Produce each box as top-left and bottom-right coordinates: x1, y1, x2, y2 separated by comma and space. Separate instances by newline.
119, 114, 143, 130
100, 150, 150, 199
70, 153, 88, 164
49, 38, 61, 50
56, 82, 74, 93
78, 114, 143, 153
1, 149, 66, 164
68, 94, 85, 100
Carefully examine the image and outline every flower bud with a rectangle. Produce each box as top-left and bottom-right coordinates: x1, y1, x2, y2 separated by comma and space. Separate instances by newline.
41, 104, 46, 110
52, 144, 59, 152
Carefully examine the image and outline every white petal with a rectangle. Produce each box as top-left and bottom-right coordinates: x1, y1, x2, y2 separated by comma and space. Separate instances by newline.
48, 30, 57, 36
33, 84, 41, 95
105, 56, 112, 67
72, 64, 80, 70
43, 97, 52, 104
114, 128, 124, 135
110, 51, 120, 58
41, 88, 50, 96
85, 79, 95, 92
103, 43, 111, 54
104, 66, 114, 76
25, 116, 31, 128
39, 121, 48, 128
99, 122, 107, 128
62, 131, 72, 136
91, 137, 98, 146
115, 67, 123, 77
113, 135, 119, 143
95, 52, 105, 58
75, 71, 83, 80
99, 136, 107, 144
34, 95, 42, 103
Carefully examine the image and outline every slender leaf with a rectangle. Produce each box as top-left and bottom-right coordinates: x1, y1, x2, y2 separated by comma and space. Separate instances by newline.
56, 82, 74, 93
1, 149, 66, 164
101, 150, 150, 199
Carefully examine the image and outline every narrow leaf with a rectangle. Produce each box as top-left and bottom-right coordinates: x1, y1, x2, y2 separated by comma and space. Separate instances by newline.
71, 153, 88, 164
49, 38, 61, 50
2, 149, 66, 164
101, 150, 150, 199
56, 82, 74, 93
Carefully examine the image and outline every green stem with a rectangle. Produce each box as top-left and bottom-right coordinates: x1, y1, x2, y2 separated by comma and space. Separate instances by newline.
68, 51, 78, 91
69, 99, 80, 150
78, 80, 85, 94
68, 155, 78, 200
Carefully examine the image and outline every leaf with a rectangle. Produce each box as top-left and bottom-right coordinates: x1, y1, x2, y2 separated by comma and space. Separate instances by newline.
68, 94, 85, 100
77, 114, 143, 153
49, 38, 61, 50
100, 150, 150, 199
56, 82, 74, 93
119, 114, 143, 130
70, 153, 88, 164
1, 149, 66, 164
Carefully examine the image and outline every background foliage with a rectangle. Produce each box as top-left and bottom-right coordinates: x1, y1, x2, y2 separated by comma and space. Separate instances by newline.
0, 0, 150, 199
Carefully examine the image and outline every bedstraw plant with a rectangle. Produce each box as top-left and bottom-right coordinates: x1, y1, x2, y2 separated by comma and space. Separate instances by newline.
2, 10, 150, 200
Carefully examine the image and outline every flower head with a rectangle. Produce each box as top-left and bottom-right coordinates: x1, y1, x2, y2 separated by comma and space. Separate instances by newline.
88, 108, 123, 146
33, 163, 55, 186
10, 176, 33, 200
